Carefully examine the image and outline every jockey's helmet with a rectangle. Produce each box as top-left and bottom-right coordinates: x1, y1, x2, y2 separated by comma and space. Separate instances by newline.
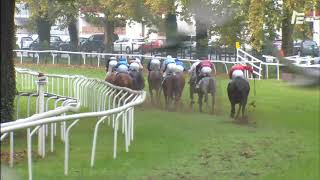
110, 57, 117, 61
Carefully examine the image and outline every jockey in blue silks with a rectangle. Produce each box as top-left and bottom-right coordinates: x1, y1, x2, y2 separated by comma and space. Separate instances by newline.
161, 55, 176, 77
175, 58, 185, 72
115, 57, 129, 73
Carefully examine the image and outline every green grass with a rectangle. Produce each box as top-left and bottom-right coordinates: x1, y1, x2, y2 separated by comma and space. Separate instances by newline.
1, 64, 319, 180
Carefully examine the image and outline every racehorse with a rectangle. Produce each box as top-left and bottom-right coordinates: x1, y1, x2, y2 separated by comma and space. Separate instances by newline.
148, 70, 162, 105
172, 72, 185, 109
189, 74, 216, 113
105, 72, 116, 84
227, 77, 250, 122
129, 70, 145, 90
113, 72, 133, 89
162, 72, 185, 110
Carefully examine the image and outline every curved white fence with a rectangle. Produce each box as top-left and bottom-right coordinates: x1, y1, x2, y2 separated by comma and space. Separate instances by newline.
1, 68, 146, 180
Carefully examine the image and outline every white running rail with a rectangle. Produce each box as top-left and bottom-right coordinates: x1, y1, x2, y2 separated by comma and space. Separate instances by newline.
1, 68, 146, 180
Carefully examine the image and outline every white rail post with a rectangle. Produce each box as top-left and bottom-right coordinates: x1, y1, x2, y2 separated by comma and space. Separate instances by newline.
36, 73, 47, 157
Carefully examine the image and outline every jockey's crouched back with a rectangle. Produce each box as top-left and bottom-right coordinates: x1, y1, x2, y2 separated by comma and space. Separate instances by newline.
161, 55, 176, 77
229, 64, 254, 80
195, 59, 214, 88
175, 58, 185, 73
148, 58, 161, 71
116, 57, 129, 73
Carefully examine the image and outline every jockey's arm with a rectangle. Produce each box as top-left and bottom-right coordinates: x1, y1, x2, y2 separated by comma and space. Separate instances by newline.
244, 66, 254, 74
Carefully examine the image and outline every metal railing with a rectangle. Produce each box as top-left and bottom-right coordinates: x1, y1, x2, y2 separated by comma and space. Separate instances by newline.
1, 68, 146, 180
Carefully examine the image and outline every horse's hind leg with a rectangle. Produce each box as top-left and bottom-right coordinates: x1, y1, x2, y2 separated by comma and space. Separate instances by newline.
204, 93, 209, 113
235, 104, 242, 120
190, 85, 195, 108
149, 86, 154, 105
230, 103, 235, 118
241, 100, 248, 122
211, 93, 215, 114
198, 93, 203, 112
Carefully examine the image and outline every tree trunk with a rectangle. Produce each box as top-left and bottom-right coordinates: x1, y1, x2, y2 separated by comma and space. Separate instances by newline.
1, 0, 16, 122
281, 7, 293, 56
195, 15, 208, 59
68, 18, 78, 51
103, 17, 115, 53
36, 16, 51, 49
165, 13, 178, 56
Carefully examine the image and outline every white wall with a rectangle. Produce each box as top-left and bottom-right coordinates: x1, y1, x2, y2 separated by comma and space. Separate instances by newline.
313, 20, 320, 45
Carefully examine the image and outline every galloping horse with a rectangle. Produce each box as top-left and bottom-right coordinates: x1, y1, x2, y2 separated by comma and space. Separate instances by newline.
148, 70, 162, 105
190, 74, 216, 113
227, 77, 250, 122
162, 72, 185, 110
129, 70, 145, 90
105, 72, 116, 84
172, 72, 185, 109
113, 73, 133, 89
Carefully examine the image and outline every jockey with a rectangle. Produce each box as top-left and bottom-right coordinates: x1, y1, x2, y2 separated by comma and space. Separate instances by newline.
188, 59, 200, 75
132, 57, 144, 70
129, 62, 140, 72
115, 57, 129, 73
106, 57, 118, 76
228, 63, 254, 80
195, 59, 214, 88
161, 55, 177, 77
175, 58, 185, 72
148, 57, 161, 71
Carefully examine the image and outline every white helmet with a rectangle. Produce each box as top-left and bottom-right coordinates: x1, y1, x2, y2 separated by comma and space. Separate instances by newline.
166, 55, 172, 59
109, 60, 117, 67
129, 62, 140, 71
110, 57, 117, 61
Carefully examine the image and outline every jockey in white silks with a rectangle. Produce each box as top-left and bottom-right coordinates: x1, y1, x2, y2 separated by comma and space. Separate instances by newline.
148, 57, 161, 71
132, 57, 143, 71
129, 62, 140, 72
161, 55, 177, 77
106, 56, 118, 76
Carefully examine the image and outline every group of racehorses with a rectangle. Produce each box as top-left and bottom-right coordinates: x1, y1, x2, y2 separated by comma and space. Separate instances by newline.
105, 56, 251, 122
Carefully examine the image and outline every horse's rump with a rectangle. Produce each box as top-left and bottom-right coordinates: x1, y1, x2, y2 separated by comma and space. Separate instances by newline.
227, 77, 250, 104
129, 71, 145, 90
148, 71, 162, 90
114, 72, 133, 89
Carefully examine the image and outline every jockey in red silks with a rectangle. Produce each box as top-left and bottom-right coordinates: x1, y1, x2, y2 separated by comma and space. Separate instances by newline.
195, 59, 215, 88
229, 64, 254, 80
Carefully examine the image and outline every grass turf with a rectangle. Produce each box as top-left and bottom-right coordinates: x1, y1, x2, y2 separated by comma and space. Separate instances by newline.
1, 64, 319, 180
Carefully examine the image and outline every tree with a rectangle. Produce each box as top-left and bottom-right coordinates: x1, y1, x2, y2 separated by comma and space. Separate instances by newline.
1, 0, 16, 122
144, 0, 179, 56
56, 0, 80, 51
26, 0, 58, 48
